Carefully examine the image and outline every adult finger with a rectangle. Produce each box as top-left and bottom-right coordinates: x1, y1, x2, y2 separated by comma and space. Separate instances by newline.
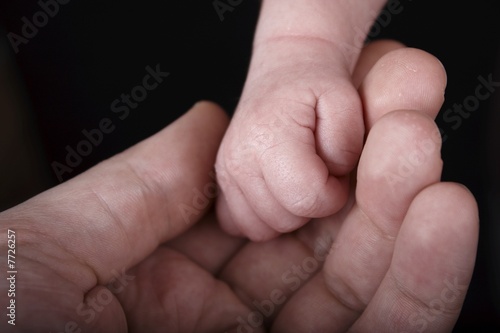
350, 183, 478, 332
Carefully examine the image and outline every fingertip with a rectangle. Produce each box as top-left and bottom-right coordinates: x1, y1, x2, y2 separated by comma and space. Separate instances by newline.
189, 100, 230, 134
390, 182, 480, 297
360, 47, 447, 129
401, 47, 448, 94
413, 182, 479, 241
353, 39, 406, 87
192, 100, 229, 118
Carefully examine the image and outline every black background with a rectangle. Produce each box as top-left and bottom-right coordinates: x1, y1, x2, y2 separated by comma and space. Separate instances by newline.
1, 0, 499, 331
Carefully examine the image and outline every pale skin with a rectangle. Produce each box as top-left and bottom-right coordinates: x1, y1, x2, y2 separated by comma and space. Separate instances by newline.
0, 42, 478, 332
216, 0, 418, 240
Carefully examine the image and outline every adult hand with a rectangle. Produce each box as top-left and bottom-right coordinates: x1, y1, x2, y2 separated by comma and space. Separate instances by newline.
0, 42, 478, 333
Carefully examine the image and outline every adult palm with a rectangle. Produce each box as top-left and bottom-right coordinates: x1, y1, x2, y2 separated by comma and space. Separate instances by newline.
0, 43, 477, 333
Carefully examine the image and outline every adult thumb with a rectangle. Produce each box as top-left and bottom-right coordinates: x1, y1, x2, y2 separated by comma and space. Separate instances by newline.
1, 101, 228, 284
